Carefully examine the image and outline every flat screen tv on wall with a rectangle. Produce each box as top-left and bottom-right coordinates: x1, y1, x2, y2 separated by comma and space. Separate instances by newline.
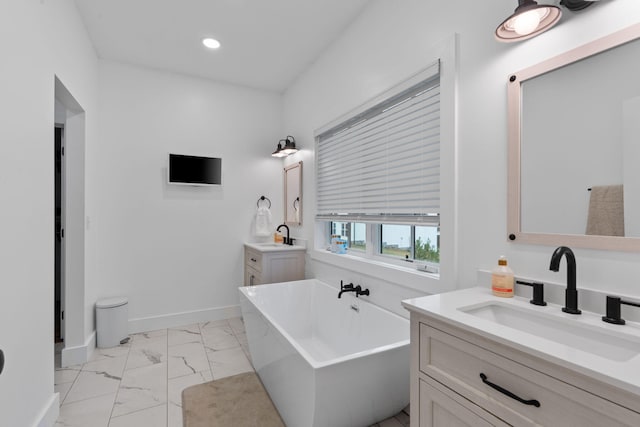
168, 153, 222, 186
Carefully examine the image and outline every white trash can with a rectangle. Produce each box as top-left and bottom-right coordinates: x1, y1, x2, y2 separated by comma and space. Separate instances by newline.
96, 297, 129, 348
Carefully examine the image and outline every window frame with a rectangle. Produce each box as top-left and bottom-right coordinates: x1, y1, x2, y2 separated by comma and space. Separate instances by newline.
311, 35, 457, 294
326, 221, 440, 275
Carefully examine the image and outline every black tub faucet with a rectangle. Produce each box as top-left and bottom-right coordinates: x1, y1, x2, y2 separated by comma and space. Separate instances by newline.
338, 281, 354, 298
338, 281, 370, 298
549, 246, 581, 314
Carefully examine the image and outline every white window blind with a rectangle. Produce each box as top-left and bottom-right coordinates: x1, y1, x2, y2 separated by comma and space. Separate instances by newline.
316, 69, 440, 224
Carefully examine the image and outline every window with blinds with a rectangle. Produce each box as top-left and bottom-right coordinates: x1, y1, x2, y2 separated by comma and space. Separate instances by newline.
316, 71, 440, 224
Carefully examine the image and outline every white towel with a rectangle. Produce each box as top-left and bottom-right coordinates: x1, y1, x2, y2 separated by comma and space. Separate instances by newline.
255, 205, 273, 236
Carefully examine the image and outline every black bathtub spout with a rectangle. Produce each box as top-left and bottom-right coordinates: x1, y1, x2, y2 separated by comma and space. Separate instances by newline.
337, 281, 370, 298
338, 280, 355, 298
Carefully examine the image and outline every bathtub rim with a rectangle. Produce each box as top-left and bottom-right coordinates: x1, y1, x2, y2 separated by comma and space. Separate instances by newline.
238, 278, 410, 370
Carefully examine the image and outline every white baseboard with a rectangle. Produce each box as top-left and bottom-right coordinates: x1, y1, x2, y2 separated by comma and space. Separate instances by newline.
128, 304, 241, 334
61, 331, 96, 367
58, 306, 241, 365
34, 392, 59, 427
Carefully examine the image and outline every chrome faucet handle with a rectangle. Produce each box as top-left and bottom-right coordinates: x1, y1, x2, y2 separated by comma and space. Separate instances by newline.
602, 295, 640, 325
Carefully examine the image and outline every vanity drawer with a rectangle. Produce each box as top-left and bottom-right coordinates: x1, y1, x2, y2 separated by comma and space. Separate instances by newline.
245, 249, 262, 272
419, 323, 640, 427
244, 266, 262, 286
419, 376, 509, 427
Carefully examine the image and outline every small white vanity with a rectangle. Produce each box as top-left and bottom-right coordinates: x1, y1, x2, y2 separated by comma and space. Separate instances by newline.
243, 242, 305, 286
402, 288, 640, 426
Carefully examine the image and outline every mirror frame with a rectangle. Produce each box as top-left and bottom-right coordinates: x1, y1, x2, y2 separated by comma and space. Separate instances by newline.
284, 161, 302, 226
508, 23, 640, 252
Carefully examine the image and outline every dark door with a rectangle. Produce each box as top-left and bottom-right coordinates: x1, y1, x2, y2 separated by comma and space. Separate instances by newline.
55, 127, 63, 343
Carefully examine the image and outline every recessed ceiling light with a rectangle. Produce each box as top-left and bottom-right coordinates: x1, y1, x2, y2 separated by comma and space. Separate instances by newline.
202, 38, 221, 49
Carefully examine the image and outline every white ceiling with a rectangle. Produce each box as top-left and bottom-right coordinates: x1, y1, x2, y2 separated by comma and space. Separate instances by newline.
74, 0, 371, 92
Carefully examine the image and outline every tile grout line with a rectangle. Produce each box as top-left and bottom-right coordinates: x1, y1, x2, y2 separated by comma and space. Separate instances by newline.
107, 335, 133, 426
57, 364, 82, 407
200, 321, 213, 381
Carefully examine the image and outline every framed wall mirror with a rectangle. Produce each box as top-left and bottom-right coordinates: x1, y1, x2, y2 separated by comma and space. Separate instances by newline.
508, 23, 640, 251
284, 161, 302, 226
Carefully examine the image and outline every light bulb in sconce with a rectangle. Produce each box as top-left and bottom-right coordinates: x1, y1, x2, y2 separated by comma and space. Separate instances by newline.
271, 141, 287, 158
496, 0, 561, 42
511, 9, 545, 35
281, 136, 298, 155
271, 135, 298, 158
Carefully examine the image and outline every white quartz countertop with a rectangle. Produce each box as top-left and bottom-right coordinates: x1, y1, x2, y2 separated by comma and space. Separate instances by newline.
244, 242, 306, 252
402, 286, 640, 396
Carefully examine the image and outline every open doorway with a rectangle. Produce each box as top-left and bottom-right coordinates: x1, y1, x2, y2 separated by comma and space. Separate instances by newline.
55, 76, 86, 367
54, 125, 65, 344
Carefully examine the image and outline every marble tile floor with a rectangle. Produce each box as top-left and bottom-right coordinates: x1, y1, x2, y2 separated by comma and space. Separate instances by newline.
54, 317, 409, 427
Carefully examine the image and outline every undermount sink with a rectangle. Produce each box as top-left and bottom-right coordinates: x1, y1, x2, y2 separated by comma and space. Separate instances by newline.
459, 302, 640, 362
245, 242, 305, 252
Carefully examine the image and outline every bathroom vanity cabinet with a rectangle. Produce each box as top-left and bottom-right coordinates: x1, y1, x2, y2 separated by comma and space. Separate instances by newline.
403, 290, 640, 427
244, 243, 305, 286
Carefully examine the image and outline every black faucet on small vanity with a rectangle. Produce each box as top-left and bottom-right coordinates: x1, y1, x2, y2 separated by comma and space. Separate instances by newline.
549, 246, 581, 314
276, 224, 293, 245
338, 281, 370, 298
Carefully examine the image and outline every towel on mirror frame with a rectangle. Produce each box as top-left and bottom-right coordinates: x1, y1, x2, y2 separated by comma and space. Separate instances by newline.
255, 205, 273, 236
586, 185, 625, 237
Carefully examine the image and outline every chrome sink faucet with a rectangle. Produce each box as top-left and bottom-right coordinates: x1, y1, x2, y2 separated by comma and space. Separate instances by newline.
549, 246, 581, 314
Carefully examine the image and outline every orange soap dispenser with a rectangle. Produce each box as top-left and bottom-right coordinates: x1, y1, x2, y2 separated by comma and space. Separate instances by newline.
491, 256, 514, 298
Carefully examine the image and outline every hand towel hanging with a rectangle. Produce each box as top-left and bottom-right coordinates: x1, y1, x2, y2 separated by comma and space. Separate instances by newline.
255, 205, 273, 236
586, 185, 624, 236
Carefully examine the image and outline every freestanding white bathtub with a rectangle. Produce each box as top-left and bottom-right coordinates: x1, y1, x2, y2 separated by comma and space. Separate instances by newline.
238, 279, 410, 427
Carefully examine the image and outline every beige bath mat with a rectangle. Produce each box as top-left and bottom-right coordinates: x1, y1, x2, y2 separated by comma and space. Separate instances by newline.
182, 372, 285, 427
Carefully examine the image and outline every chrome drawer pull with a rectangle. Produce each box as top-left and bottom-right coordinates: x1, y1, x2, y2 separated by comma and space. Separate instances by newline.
480, 373, 541, 407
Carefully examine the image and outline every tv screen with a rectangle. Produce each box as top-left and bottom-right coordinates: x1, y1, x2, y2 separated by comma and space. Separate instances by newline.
168, 154, 222, 186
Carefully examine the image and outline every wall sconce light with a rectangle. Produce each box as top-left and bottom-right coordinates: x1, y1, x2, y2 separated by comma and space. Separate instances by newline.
495, 0, 562, 42
281, 136, 298, 155
271, 135, 298, 157
272, 140, 287, 157
559, 0, 598, 11
496, 0, 600, 43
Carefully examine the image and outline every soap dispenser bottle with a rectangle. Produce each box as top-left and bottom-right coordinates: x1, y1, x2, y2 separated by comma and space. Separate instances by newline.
491, 256, 514, 298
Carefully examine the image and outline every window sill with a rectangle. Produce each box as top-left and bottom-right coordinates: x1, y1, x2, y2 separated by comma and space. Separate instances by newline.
310, 249, 452, 294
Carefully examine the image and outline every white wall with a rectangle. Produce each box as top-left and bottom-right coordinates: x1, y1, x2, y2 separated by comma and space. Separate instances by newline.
623, 97, 640, 236
89, 61, 283, 332
0, 1, 98, 426
284, 0, 640, 311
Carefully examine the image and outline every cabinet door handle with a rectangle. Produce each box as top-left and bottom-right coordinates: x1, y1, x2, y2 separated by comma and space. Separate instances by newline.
479, 373, 540, 407
250, 258, 257, 262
